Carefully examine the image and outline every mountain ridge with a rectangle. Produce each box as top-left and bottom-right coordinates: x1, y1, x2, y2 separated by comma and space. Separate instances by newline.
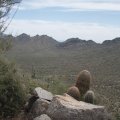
11, 33, 120, 46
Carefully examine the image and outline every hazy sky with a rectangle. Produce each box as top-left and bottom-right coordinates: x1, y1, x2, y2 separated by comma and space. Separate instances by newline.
5, 0, 120, 43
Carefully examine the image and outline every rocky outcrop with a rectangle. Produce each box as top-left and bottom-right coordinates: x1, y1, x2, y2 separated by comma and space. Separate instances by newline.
47, 94, 110, 120
25, 87, 53, 119
25, 87, 110, 120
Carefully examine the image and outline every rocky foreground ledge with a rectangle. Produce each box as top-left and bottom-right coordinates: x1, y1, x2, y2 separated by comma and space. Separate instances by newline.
26, 87, 111, 120
47, 94, 110, 120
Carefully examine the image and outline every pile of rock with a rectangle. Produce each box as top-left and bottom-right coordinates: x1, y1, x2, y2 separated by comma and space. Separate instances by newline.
24, 87, 110, 120
24, 87, 53, 120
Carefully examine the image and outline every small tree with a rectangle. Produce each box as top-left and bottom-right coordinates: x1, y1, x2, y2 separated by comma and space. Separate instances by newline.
0, 35, 13, 54
0, 0, 21, 53
0, 1, 23, 118
0, 0, 21, 32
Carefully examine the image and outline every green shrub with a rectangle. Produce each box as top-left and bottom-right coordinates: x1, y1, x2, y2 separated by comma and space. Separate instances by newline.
0, 57, 25, 118
45, 76, 68, 95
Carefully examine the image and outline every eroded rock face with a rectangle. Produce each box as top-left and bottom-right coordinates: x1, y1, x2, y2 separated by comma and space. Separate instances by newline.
33, 114, 51, 120
47, 94, 110, 120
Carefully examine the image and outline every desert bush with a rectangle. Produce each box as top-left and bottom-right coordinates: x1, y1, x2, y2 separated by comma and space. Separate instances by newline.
0, 57, 25, 118
43, 75, 68, 95
116, 114, 120, 120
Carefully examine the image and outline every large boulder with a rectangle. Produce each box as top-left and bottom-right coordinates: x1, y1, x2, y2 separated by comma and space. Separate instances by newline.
47, 94, 110, 120
34, 87, 53, 101
25, 87, 53, 120
30, 99, 50, 118
33, 114, 51, 120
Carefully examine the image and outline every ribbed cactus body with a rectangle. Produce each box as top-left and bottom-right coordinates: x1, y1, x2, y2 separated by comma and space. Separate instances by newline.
67, 86, 81, 101
75, 70, 91, 96
84, 90, 95, 104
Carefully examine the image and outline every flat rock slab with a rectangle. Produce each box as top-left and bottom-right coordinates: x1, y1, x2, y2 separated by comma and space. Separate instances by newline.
35, 87, 53, 101
47, 94, 110, 120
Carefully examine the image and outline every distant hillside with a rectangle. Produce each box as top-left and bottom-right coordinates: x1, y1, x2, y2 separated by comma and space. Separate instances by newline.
4, 33, 120, 119
58, 38, 97, 48
13, 33, 58, 48
102, 37, 120, 45
6, 33, 120, 50
7, 34, 58, 57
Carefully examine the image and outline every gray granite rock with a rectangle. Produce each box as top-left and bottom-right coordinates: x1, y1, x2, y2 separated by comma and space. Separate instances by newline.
47, 94, 110, 120
30, 99, 50, 118
34, 114, 51, 120
34, 87, 53, 101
